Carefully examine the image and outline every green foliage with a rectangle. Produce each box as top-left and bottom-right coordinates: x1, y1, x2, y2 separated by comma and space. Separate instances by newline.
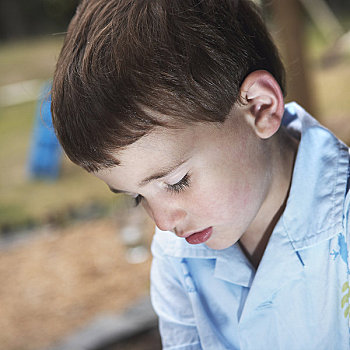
0, 36, 64, 85
342, 281, 350, 318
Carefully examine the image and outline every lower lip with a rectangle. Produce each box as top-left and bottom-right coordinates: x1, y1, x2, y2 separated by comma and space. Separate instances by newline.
185, 227, 213, 245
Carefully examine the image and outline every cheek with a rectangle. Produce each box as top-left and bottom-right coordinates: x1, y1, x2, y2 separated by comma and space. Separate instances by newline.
190, 181, 255, 222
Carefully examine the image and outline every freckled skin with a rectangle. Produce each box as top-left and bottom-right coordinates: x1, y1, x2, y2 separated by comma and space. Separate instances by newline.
94, 71, 299, 267
95, 105, 278, 251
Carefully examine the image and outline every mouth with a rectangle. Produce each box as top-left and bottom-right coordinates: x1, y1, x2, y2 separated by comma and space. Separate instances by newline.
184, 227, 213, 245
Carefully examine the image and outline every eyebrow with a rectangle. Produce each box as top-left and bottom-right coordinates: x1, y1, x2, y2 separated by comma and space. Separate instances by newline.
138, 158, 188, 187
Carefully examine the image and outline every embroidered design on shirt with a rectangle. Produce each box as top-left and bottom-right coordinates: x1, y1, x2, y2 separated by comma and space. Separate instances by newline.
330, 233, 350, 274
331, 233, 350, 323
341, 282, 350, 318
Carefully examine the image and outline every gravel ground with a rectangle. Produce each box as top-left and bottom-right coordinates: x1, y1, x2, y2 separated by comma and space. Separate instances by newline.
0, 216, 154, 350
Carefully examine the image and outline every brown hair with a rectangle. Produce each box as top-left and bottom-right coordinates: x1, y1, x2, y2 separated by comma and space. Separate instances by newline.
51, 0, 285, 172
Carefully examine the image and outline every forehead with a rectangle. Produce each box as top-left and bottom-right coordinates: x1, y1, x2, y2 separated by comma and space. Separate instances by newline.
121, 124, 195, 163
95, 120, 230, 189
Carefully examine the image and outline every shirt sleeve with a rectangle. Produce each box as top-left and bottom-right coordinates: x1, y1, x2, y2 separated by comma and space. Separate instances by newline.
151, 240, 202, 350
344, 188, 350, 334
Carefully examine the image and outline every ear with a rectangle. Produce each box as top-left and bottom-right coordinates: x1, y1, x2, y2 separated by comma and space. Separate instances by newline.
239, 70, 284, 139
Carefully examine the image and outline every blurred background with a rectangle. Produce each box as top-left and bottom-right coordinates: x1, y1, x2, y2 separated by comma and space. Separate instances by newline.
0, 0, 350, 349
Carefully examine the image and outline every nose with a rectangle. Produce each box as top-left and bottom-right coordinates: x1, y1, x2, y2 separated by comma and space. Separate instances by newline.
144, 200, 186, 232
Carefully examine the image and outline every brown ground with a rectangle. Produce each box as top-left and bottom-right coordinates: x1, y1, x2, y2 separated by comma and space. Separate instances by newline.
0, 216, 155, 350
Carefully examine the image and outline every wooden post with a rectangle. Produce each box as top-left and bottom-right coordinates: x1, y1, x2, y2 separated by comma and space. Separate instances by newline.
299, 0, 343, 42
269, 0, 314, 114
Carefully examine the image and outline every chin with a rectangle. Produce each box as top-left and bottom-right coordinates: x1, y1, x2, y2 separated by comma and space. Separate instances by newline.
205, 239, 235, 250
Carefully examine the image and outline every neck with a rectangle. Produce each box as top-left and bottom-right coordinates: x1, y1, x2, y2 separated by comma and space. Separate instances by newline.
239, 127, 299, 270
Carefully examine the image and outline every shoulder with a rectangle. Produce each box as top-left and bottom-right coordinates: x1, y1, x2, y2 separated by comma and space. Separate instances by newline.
279, 103, 350, 249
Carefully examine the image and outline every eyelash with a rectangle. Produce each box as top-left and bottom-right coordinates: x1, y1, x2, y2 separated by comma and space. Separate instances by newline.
133, 173, 191, 207
134, 195, 143, 207
166, 172, 191, 194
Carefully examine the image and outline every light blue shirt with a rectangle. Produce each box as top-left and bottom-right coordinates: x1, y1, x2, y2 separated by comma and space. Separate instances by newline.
150, 103, 350, 350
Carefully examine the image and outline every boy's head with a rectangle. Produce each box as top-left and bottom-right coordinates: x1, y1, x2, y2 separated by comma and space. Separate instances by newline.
51, 0, 285, 172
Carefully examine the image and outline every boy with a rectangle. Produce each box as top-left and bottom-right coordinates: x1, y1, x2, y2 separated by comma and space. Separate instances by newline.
51, 0, 350, 348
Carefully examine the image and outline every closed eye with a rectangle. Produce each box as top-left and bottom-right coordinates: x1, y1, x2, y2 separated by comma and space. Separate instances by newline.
108, 186, 143, 207
166, 172, 191, 194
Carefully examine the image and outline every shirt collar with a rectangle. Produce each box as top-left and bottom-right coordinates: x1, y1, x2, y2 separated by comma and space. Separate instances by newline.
151, 103, 349, 276
152, 229, 255, 287
280, 102, 349, 250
